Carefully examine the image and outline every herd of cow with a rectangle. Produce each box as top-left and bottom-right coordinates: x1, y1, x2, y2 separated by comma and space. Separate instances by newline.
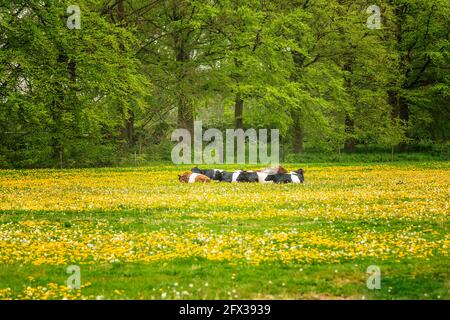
178, 166, 305, 184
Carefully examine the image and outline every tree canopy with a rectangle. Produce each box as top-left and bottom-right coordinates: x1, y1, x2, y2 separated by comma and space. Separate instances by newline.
1, 0, 448, 167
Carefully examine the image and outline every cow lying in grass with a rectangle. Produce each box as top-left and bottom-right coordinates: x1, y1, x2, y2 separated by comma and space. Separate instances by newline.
178, 171, 211, 183
184, 167, 304, 184
220, 170, 242, 183
191, 167, 223, 181
235, 171, 259, 183
219, 170, 262, 183
265, 170, 305, 184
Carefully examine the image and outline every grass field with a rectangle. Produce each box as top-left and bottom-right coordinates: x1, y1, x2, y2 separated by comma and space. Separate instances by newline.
0, 162, 448, 300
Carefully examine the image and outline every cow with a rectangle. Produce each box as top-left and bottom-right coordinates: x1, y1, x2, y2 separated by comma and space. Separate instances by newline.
236, 171, 259, 183
178, 172, 211, 183
265, 171, 304, 184
191, 167, 223, 181
220, 170, 244, 182
291, 169, 305, 183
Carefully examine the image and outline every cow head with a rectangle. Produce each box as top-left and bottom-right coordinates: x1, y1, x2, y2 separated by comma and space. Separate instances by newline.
293, 169, 305, 182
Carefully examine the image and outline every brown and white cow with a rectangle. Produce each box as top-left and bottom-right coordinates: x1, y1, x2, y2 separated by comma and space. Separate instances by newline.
178, 171, 211, 183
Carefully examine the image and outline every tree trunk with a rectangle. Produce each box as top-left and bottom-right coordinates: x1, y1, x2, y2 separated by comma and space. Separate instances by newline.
50, 53, 71, 164
117, 0, 134, 147
50, 103, 63, 163
342, 58, 356, 152
344, 113, 355, 152
389, 4, 410, 152
173, 2, 194, 135
126, 111, 134, 146
177, 95, 194, 134
68, 60, 76, 82
289, 51, 306, 154
234, 93, 244, 129
388, 90, 409, 123
233, 57, 244, 130
291, 110, 304, 154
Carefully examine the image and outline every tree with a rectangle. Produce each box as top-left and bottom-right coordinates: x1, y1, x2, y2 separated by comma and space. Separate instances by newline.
386, 0, 450, 146
0, 0, 150, 167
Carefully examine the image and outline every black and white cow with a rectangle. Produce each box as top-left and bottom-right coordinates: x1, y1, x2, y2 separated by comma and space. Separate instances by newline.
191, 167, 224, 181
220, 170, 244, 182
265, 171, 304, 184
291, 169, 305, 182
256, 169, 304, 184
235, 171, 259, 183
